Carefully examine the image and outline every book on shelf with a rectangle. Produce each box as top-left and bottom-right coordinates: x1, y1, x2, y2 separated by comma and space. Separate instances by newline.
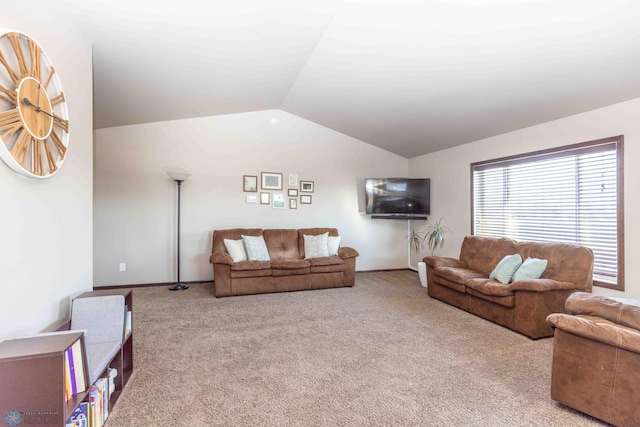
90, 377, 110, 427
123, 306, 132, 341
66, 401, 89, 427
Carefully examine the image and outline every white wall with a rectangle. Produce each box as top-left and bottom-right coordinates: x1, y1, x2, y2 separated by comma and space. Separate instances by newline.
409, 97, 640, 299
0, 2, 93, 341
93, 110, 409, 286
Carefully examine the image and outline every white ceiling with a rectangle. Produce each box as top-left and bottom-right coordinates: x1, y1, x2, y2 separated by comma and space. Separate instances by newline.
60, 0, 640, 158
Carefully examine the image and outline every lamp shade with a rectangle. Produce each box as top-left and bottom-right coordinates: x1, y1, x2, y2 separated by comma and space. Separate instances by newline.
167, 171, 191, 182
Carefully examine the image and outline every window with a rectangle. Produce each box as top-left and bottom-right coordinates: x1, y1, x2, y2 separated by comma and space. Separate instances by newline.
471, 136, 624, 290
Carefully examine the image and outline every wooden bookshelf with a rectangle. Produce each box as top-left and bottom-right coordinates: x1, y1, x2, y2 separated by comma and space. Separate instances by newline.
0, 331, 89, 426
75, 288, 134, 411
0, 288, 135, 426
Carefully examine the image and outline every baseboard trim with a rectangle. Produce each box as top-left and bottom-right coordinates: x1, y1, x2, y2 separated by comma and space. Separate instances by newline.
94, 280, 215, 290
94, 270, 415, 290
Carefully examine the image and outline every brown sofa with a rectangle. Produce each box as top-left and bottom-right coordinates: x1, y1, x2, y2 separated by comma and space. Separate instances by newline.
209, 228, 359, 297
547, 292, 640, 426
423, 235, 594, 339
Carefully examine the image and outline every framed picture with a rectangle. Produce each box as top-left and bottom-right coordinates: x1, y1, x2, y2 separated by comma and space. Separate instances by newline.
246, 194, 258, 203
272, 193, 286, 209
300, 195, 312, 204
288, 174, 298, 187
243, 175, 258, 192
289, 198, 297, 209
260, 192, 270, 205
287, 188, 298, 197
261, 172, 283, 190
300, 180, 314, 193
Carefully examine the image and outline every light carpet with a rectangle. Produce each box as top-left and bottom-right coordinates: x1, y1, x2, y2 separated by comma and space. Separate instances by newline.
106, 271, 608, 426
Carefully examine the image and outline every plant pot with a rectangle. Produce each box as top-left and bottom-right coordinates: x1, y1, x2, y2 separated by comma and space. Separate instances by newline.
418, 261, 427, 287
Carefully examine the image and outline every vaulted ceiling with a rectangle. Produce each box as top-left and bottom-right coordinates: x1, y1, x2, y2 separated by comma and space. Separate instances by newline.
60, 0, 640, 158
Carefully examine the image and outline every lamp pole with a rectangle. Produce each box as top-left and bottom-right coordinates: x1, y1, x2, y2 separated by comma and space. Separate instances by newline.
167, 172, 190, 291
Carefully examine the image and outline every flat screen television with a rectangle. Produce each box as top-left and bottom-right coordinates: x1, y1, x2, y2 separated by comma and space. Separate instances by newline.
365, 178, 430, 218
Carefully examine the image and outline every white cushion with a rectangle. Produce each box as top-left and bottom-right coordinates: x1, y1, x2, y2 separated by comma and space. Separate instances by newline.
241, 235, 270, 261
327, 235, 341, 256
304, 233, 329, 259
512, 257, 547, 282
224, 238, 247, 262
489, 254, 522, 284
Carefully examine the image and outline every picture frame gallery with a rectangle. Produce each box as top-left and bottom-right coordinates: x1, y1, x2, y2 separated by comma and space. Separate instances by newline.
243, 173, 314, 207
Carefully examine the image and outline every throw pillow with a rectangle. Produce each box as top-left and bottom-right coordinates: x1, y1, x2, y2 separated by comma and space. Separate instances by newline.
489, 254, 523, 284
241, 235, 270, 261
223, 239, 247, 263
304, 232, 329, 259
327, 235, 341, 256
512, 257, 548, 282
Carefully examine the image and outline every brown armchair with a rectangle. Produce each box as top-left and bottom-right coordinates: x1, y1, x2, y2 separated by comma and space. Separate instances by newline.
547, 292, 640, 426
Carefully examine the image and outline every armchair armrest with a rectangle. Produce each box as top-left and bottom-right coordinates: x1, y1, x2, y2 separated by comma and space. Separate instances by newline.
423, 256, 466, 269
508, 278, 577, 292
338, 247, 359, 259
565, 292, 640, 330
547, 313, 640, 354
210, 252, 234, 265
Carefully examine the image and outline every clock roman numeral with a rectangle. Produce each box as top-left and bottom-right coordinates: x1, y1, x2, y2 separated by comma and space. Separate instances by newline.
7, 33, 28, 77
33, 137, 43, 176
28, 38, 41, 80
10, 129, 31, 168
43, 66, 55, 90
50, 92, 65, 107
44, 139, 58, 174
49, 131, 67, 157
0, 109, 23, 141
0, 84, 17, 106
0, 49, 20, 87
53, 114, 69, 133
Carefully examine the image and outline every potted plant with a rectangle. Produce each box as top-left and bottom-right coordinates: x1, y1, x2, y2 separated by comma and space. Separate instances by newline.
424, 216, 449, 256
406, 217, 449, 287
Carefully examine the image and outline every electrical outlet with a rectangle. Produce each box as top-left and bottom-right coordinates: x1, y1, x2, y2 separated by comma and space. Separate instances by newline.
119, 263, 126, 272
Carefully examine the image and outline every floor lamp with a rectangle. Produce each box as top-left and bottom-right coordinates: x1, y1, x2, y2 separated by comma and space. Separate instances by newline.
167, 171, 191, 291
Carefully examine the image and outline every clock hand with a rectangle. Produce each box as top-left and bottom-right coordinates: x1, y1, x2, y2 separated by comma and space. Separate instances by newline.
22, 97, 56, 119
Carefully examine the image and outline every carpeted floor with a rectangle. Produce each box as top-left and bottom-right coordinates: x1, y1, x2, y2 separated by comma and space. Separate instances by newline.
106, 271, 609, 426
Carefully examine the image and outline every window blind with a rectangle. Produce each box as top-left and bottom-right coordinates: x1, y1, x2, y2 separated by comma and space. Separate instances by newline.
472, 138, 622, 288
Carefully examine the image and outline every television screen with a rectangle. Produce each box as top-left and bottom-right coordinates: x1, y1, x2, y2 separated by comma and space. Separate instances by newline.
365, 178, 431, 216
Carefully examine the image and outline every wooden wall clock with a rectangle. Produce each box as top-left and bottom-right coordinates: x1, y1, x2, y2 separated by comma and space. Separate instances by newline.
0, 29, 69, 178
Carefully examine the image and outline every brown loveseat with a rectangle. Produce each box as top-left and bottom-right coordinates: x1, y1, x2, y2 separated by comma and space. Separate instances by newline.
423, 235, 594, 339
210, 228, 359, 297
547, 293, 640, 426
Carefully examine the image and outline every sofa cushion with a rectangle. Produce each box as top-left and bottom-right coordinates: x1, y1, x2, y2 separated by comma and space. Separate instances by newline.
460, 236, 518, 276
512, 257, 547, 282
307, 256, 344, 274
271, 259, 310, 270
465, 278, 515, 297
242, 235, 270, 261
434, 267, 486, 284
489, 254, 522, 284
230, 260, 271, 271
466, 288, 515, 308
264, 229, 300, 260
517, 240, 593, 290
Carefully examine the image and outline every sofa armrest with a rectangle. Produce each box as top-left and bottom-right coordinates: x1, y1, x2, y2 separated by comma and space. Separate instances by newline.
508, 278, 577, 292
547, 313, 640, 354
210, 252, 234, 265
338, 247, 359, 259
423, 256, 466, 269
